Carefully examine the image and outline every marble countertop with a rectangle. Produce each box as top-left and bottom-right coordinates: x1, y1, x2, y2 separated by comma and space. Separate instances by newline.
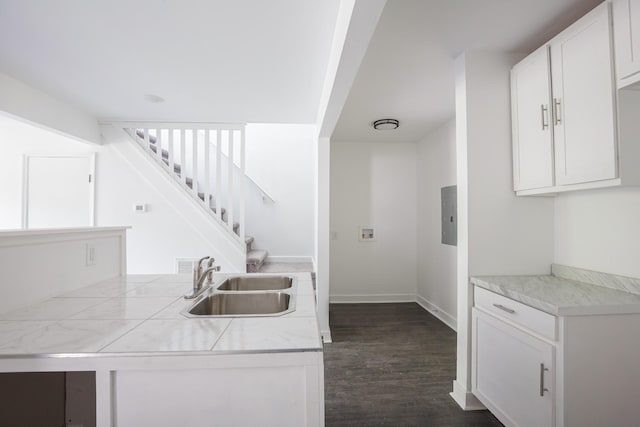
471, 273, 640, 316
0, 273, 322, 358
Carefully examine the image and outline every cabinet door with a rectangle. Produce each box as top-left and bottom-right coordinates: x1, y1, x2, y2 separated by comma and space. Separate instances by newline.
472, 309, 554, 427
511, 46, 554, 191
613, 0, 640, 82
551, 3, 618, 186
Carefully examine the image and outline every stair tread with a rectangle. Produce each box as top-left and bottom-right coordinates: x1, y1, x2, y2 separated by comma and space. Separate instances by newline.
246, 249, 268, 265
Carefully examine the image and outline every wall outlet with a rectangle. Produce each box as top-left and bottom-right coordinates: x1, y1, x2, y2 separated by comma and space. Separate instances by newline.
359, 226, 376, 241
86, 244, 96, 266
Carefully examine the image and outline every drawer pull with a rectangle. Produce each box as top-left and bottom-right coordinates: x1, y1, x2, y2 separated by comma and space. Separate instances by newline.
493, 303, 515, 314
540, 363, 549, 397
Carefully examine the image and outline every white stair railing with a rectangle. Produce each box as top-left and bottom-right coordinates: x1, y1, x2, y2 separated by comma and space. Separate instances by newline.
120, 123, 246, 245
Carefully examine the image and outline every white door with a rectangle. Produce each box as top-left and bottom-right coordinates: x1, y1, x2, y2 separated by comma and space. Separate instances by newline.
472, 309, 554, 427
511, 45, 554, 191
551, 2, 617, 185
24, 155, 95, 228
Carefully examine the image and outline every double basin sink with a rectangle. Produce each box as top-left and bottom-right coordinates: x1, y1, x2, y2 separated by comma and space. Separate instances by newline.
182, 275, 296, 318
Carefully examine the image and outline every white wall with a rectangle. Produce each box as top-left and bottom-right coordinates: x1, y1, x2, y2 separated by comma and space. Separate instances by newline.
416, 119, 457, 329
330, 141, 417, 302
452, 51, 555, 410
0, 73, 100, 144
244, 124, 316, 260
465, 52, 554, 277
555, 187, 640, 278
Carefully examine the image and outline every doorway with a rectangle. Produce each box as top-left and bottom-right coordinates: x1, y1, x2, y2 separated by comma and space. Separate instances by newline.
22, 154, 96, 229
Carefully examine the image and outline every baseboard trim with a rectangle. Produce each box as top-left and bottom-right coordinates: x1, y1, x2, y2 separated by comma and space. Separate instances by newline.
265, 256, 313, 264
330, 294, 415, 304
320, 329, 332, 343
450, 380, 485, 411
415, 295, 457, 331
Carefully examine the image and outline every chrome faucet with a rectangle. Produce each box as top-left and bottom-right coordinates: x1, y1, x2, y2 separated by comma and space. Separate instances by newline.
185, 257, 220, 299
192, 256, 210, 285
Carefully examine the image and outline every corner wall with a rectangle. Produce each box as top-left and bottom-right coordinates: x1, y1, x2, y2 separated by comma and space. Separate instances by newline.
452, 51, 555, 409
330, 141, 417, 302
554, 187, 640, 278
416, 119, 457, 330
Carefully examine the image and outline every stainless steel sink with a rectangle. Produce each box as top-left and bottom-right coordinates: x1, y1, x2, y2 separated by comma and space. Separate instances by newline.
184, 292, 294, 317
216, 275, 293, 291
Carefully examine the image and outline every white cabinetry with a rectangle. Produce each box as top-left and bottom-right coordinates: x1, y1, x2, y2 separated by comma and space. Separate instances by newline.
511, 46, 554, 191
550, 5, 617, 186
511, 3, 621, 194
613, 0, 640, 87
472, 286, 640, 427
473, 310, 554, 427
472, 287, 555, 427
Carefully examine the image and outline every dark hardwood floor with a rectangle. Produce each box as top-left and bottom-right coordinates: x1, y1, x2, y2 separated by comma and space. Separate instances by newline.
323, 303, 504, 427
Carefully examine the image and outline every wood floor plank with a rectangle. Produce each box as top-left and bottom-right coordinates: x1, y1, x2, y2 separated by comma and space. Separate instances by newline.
324, 303, 503, 426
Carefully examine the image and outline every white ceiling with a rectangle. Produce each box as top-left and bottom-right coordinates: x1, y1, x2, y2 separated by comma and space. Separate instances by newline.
0, 0, 340, 123
332, 0, 603, 143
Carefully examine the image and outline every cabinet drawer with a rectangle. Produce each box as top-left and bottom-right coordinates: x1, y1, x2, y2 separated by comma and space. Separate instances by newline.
475, 286, 557, 341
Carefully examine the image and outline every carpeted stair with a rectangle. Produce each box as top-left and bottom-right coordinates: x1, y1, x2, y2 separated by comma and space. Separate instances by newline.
138, 129, 266, 271
245, 236, 268, 273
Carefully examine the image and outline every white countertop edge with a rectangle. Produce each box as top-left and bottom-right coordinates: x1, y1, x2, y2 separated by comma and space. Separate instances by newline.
0, 345, 324, 361
471, 276, 640, 316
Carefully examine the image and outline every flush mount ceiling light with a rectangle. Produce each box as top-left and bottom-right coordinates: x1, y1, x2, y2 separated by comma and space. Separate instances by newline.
144, 94, 165, 104
373, 118, 399, 130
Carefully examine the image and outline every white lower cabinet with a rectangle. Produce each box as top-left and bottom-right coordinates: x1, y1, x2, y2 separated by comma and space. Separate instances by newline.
473, 286, 640, 427
473, 309, 554, 427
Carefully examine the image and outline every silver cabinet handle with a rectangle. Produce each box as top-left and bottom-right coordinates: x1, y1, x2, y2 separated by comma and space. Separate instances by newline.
553, 98, 562, 125
541, 104, 549, 130
540, 363, 550, 396
493, 303, 515, 314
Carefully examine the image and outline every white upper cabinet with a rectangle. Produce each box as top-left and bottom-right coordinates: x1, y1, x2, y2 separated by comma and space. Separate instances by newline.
511, 2, 622, 195
511, 46, 554, 191
613, 0, 640, 86
551, 3, 617, 186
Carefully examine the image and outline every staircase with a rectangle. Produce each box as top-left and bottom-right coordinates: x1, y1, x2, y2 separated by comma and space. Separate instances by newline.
124, 125, 269, 272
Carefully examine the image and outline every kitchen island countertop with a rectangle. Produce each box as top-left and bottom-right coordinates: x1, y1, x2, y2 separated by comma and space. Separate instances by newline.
0, 272, 322, 359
